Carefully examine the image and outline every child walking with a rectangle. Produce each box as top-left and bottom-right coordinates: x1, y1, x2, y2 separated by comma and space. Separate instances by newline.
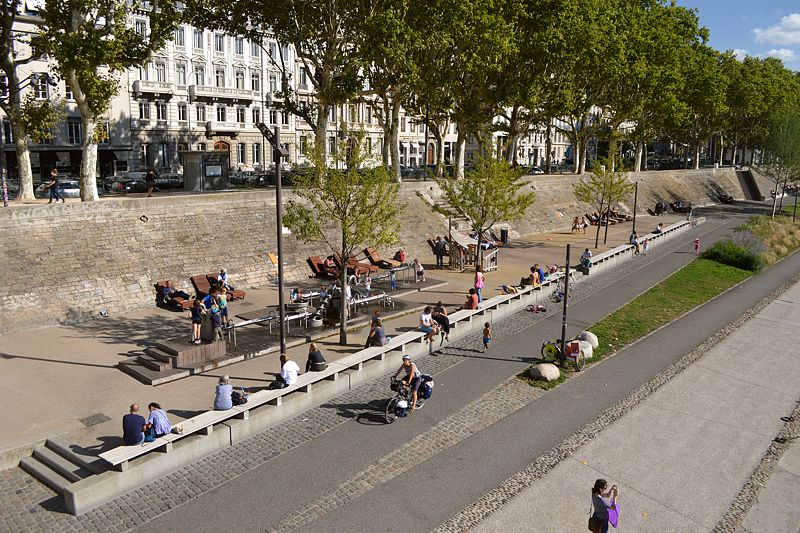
216, 292, 230, 326
190, 299, 204, 344
389, 270, 397, 291
642, 238, 649, 255
482, 322, 492, 353
694, 237, 700, 255
210, 302, 224, 342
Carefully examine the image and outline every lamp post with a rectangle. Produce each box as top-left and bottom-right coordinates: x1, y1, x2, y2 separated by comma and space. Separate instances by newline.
0, 72, 57, 207
256, 122, 290, 354
631, 181, 639, 234
559, 243, 571, 366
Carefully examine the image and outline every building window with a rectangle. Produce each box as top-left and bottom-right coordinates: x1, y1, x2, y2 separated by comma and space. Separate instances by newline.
158, 143, 169, 167
176, 62, 186, 85
298, 66, 308, 88
196, 104, 206, 122
197, 143, 206, 151
281, 44, 289, 61
34, 74, 49, 99
281, 111, 289, 125
328, 106, 336, 122
65, 85, 73, 100
299, 135, 307, 154
400, 117, 406, 132
251, 41, 260, 57
215, 68, 225, 88
156, 102, 167, 120
2, 120, 12, 144
193, 30, 203, 49
237, 143, 246, 164
268, 42, 276, 59
141, 143, 151, 166
235, 70, 245, 89
268, 73, 277, 93
177, 102, 187, 121
252, 107, 260, 124
365, 106, 372, 124
269, 109, 277, 125
253, 142, 261, 163
366, 137, 372, 153
216, 105, 226, 122
251, 73, 261, 92
348, 104, 356, 123
135, 20, 147, 37
155, 62, 166, 83
328, 136, 337, 156
0, 75, 7, 97
67, 120, 81, 144
174, 28, 185, 47
214, 33, 224, 53
138, 65, 148, 81
139, 101, 150, 119
234, 37, 244, 55
194, 65, 205, 86
236, 107, 245, 124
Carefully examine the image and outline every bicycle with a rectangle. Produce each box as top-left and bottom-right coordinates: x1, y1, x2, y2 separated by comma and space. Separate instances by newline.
539, 338, 586, 371
526, 304, 547, 314
384, 376, 431, 423
550, 276, 573, 303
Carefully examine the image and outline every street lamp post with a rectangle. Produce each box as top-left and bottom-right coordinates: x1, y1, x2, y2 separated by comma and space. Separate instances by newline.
256, 122, 290, 354
631, 181, 639, 234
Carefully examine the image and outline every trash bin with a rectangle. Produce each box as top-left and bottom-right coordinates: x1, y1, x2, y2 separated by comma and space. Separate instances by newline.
500, 228, 509, 243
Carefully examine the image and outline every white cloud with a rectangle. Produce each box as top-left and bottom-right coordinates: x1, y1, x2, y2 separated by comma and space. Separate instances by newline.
753, 13, 800, 45
732, 48, 748, 61
762, 48, 797, 61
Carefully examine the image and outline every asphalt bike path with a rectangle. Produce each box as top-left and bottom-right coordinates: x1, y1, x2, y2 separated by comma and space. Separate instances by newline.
137, 205, 771, 532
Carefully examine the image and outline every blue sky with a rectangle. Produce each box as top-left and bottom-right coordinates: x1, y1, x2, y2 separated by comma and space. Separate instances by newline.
677, 0, 800, 68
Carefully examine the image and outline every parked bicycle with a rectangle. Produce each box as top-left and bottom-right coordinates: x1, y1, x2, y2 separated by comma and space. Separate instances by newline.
539, 338, 586, 371
550, 275, 573, 303
384, 376, 433, 423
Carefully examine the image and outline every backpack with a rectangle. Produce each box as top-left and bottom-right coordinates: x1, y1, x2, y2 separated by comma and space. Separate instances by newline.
418, 382, 432, 399
231, 387, 248, 406
395, 399, 408, 417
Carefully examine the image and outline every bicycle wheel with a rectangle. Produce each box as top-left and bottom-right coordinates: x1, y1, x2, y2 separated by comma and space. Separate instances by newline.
541, 342, 559, 360
414, 395, 426, 410
575, 350, 586, 371
384, 397, 399, 424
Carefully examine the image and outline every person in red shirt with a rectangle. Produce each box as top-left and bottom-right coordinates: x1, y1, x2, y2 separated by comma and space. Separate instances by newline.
463, 288, 479, 310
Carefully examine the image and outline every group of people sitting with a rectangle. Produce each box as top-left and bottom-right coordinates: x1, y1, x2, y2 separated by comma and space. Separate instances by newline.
417, 303, 451, 345
520, 263, 558, 287
586, 207, 632, 226
122, 403, 173, 445
469, 230, 498, 250
571, 216, 588, 234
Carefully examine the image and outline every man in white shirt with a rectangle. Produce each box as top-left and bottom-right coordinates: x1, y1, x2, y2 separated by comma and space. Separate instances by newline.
269, 353, 300, 389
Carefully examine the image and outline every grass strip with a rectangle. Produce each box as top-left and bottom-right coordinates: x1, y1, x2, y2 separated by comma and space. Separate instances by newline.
519, 259, 752, 389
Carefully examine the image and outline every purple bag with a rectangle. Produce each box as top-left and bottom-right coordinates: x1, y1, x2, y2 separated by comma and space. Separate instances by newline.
608, 499, 620, 528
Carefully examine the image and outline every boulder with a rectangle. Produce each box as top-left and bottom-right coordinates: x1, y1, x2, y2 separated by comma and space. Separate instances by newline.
529, 363, 560, 382
576, 339, 594, 359
576, 330, 599, 348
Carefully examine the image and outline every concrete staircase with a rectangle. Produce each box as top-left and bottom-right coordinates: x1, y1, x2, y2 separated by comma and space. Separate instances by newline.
736, 169, 764, 201
119, 339, 227, 386
19, 437, 103, 498
415, 191, 471, 231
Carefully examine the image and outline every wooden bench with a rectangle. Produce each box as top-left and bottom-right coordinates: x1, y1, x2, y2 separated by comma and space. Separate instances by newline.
205, 273, 246, 300
190, 275, 214, 298
333, 253, 378, 276
363, 247, 401, 269
307, 256, 340, 279
153, 281, 194, 310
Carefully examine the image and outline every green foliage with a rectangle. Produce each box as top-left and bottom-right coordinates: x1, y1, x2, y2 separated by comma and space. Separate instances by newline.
740, 215, 800, 264
573, 161, 635, 210
434, 157, 535, 236
21, 94, 64, 144
283, 132, 403, 343
701, 241, 763, 271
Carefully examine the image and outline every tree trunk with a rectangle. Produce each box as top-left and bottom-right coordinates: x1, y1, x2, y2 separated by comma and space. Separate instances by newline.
454, 124, 466, 179
545, 124, 553, 174
379, 95, 390, 169
315, 101, 329, 162
79, 112, 100, 201
694, 143, 701, 170
594, 198, 604, 249
11, 116, 35, 200
574, 136, 583, 174
430, 121, 445, 178
730, 142, 738, 167
390, 100, 400, 182
718, 136, 724, 167
633, 142, 644, 173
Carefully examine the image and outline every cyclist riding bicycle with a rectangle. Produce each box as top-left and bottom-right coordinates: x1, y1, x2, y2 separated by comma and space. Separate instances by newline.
393, 355, 422, 414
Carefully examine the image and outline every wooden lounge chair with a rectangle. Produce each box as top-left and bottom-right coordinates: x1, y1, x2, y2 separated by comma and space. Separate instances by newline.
154, 281, 194, 310
190, 275, 214, 298
206, 273, 246, 300
364, 247, 401, 269
333, 253, 378, 276
307, 256, 340, 279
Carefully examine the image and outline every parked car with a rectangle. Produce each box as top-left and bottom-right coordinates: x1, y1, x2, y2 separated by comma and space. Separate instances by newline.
155, 173, 183, 189
525, 166, 544, 175
34, 179, 81, 198
109, 177, 148, 194
670, 200, 693, 213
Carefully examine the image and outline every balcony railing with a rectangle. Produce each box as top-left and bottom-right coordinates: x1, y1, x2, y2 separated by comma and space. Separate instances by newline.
132, 80, 175, 97
188, 85, 257, 102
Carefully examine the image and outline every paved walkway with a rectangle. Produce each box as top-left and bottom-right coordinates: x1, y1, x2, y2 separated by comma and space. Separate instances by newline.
469, 276, 800, 532
0, 212, 681, 459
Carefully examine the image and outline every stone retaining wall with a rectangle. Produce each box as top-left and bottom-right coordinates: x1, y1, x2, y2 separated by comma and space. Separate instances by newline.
0, 169, 745, 334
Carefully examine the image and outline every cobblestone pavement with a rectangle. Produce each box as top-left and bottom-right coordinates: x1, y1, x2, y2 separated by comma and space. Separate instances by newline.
434, 267, 800, 533
0, 214, 728, 533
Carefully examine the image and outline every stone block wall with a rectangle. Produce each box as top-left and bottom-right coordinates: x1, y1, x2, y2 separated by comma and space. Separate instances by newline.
0, 169, 745, 335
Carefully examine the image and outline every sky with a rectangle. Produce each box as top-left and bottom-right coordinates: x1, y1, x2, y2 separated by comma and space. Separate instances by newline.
677, 0, 800, 69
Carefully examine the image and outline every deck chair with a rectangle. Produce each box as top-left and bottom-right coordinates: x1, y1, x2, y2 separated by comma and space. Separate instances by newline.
364, 247, 401, 268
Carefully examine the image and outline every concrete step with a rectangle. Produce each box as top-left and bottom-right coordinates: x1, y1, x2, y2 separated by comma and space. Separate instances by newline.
32, 447, 92, 483
118, 358, 189, 386
19, 456, 73, 495
137, 353, 172, 371
45, 436, 105, 475
144, 346, 177, 364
